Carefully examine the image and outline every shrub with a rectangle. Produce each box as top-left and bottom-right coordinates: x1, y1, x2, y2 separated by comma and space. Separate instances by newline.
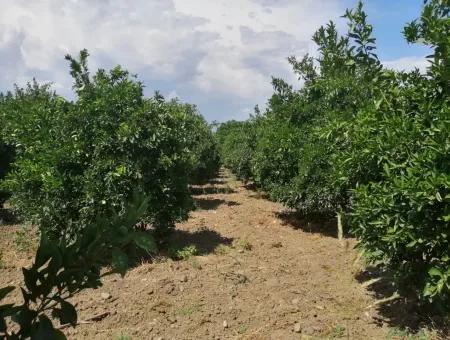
349, 0, 450, 306
217, 0, 450, 306
1, 50, 216, 242
168, 244, 198, 260
179, 102, 220, 183
215, 120, 258, 181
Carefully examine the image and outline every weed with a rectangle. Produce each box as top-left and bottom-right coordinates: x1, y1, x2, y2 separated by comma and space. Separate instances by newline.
235, 238, 252, 251
178, 303, 201, 316
113, 334, 132, 340
168, 244, 197, 260
215, 244, 230, 255
330, 325, 346, 338
387, 327, 434, 340
14, 227, 33, 253
238, 324, 248, 334
189, 258, 202, 269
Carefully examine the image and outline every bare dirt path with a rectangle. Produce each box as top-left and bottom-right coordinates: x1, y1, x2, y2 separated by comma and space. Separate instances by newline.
0, 170, 412, 339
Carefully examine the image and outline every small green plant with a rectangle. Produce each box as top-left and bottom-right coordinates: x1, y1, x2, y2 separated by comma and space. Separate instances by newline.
178, 303, 201, 316
330, 325, 346, 338
189, 258, 202, 269
387, 327, 432, 340
13, 227, 33, 253
214, 244, 230, 255
235, 238, 253, 251
168, 244, 198, 260
238, 324, 248, 334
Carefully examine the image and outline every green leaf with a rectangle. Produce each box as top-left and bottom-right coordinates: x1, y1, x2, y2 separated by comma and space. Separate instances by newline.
111, 248, 128, 276
428, 267, 442, 277
132, 232, 157, 252
406, 240, 417, 248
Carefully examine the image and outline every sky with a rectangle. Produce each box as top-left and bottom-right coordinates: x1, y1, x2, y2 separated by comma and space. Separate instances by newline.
0, 0, 431, 122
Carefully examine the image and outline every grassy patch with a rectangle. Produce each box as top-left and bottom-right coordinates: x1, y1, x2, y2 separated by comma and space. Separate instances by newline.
14, 227, 33, 253
168, 244, 197, 260
387, 327, 436, 340
189, 258, 202, 269
234, 238, 252, 251
214, 244, 230, 255
178, 303, 201, 316
238, 324, 248, 334
330, 325, 346, 338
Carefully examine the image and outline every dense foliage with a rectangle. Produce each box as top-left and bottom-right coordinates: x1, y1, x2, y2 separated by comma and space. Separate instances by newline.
0, 50, 219, 338
181, 103, 221, 184
0, 50, 219, 242
216, 0, 450, 307
215, 119, 258, 181
0, 141, 13, 207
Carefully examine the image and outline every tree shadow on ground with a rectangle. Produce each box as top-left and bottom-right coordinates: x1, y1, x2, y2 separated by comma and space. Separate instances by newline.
169, 227, 234, 255
194, 198, 240, 210
243, 182, 258, 191
240, 181, 270, 199
355, 266, 449, 337
190, 186, 235, 195
247, 192, 269, 200
0, 207, 20, 226
275, 210, 339, 239
203, 179, 226, 185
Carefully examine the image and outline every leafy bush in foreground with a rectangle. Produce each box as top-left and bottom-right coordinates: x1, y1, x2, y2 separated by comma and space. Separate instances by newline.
349, 1, 450, 305
0, 195, 155, 339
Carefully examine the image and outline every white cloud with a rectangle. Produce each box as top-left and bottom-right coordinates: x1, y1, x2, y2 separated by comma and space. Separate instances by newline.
0, 0, 376, 121
383, 56, 428, 73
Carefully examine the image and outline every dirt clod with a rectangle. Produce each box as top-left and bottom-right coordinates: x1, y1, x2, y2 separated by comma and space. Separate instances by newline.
100, 292, 111, 300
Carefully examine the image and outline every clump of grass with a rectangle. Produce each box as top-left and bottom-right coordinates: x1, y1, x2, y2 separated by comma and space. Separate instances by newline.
14, 227, 33, 253
214, 244, 230, 255
168, 244, 197, 260
189, 258, 202, 269
113, 334, 132, 340
178, 303, 201, 316
330, 325, 346, 338
238, 324, 248, 334
387, 327, 435, 340
0, 250, 4, 269
234, 238, 252, 251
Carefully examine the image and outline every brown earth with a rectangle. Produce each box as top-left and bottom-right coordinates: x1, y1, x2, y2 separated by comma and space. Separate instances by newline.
0, 170, 445, 339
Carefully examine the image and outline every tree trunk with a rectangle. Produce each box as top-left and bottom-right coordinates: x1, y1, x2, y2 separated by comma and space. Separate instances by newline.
337, 211, 344, 244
